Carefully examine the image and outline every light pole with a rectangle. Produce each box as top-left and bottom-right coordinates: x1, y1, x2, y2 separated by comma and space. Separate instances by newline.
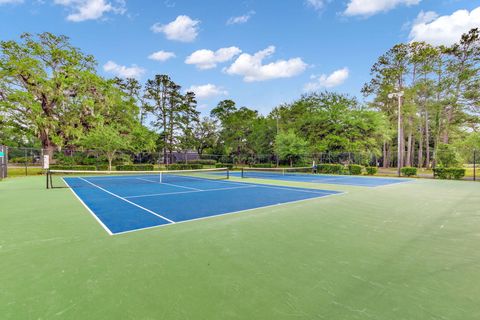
388, 90, 404, 177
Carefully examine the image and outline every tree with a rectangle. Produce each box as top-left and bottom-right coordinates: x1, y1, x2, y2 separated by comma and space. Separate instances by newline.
81, 125, 130, 171
275, 130, 308, 167
0, 32, 140, 158
0, 33, 97, 156
193, 117, 218, 155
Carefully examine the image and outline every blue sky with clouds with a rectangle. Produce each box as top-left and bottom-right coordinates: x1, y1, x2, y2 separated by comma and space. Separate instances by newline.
1, 0, 480, 114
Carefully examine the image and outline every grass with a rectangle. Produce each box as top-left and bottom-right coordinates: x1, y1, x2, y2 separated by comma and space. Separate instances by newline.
1, 175, 480, 319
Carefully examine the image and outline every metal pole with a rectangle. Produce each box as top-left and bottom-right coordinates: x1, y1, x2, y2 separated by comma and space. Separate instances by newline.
397, 94, 402, 177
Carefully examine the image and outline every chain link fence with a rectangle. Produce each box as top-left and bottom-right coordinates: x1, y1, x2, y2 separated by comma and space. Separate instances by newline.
3, 146, 478, 181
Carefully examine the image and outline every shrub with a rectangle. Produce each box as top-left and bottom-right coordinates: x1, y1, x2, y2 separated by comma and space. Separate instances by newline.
401, 167, 417, 177
348, 164, 363, 175
187, 159, 217, 165
49, 165, 97, 170
251, 163, 273, 168
433, 167, 466, 180
8, 157, 29, 164
317, 164, 344, 174
365, 166, 378, 175
116, 164, 154, 171
216, 163, 234, 169
437, 144, 462, 167
166, 164, 203, 170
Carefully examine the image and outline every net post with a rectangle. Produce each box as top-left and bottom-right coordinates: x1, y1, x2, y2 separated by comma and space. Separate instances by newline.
227, 168, 229, 179
46, 170, 50, 189
159, 172, 163, 183
241, 168, 244, 178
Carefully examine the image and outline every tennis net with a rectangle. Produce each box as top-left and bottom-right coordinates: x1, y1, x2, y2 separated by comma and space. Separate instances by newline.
46, 167, 229, 189
241, 167, 313, 179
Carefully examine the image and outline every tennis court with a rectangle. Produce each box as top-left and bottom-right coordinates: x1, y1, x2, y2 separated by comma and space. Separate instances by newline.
239, 167, 411, 187
49, 168, 342, 234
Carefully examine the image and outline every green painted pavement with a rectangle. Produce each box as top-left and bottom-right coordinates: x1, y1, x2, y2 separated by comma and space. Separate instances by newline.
1, 176, 479, 319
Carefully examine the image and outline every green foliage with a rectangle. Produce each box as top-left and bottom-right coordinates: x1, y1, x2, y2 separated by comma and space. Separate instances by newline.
116, 165, 154, 171
317, 164, 344, 174
274, 92, 385, 155
8, 157, 29, 164
436, 144, 462, 168
251, 163, 273, 168
275, 130, 308, 166
187, 159, 217, 165
81, 126, 130, 170
166, 164, 203, 170
348, 164, 363, 175
215, 163, 234, 169
401, 167, 417, 176
433, 168, 466, 180
50, 165, 97, 170
366, 166, 378, 175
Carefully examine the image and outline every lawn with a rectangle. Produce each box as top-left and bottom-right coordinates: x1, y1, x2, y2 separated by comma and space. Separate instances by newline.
1, 175, 479, 319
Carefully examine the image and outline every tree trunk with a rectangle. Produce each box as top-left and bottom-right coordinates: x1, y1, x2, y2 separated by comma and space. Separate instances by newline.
383, 142, 388, 168
425, 110, 430, 169
418, 125, 423, 168
406, 130, 412, 167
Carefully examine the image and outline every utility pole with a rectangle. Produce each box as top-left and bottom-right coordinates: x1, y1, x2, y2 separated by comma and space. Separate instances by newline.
388, 90, 404, 177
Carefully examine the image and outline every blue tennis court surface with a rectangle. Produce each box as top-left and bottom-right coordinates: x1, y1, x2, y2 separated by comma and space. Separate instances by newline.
64, 173, 342, 235
238, 170, 411, 187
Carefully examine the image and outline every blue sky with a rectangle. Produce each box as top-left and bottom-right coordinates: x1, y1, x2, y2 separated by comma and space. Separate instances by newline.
1, 0, 480, 115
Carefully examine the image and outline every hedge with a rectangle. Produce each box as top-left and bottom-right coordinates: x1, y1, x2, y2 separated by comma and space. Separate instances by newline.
49, 165, 97, 171
401, 167, 417, 177
365, 166, 378, 175
215, 163, 234, 169
187, 159, 217, 165
8, 157, 29, 164
433, 167, 466, 180
317, 164, 344, 174
116, 164, 154, 171
166, 164, 203, 170
251, 163, 273, 168
348, 164, 363, 175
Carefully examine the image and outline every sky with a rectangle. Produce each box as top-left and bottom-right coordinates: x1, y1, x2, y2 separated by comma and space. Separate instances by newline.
1, 0, 480, 115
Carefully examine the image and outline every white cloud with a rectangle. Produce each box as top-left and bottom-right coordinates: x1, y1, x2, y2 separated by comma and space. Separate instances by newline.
0, 0, 23, 5
304, 68, 349, 91
305, 0, 327, 11
224, 46, 307, 82
409, 7, 480, 46
148, 50, 176, 62
185, 47, 241, 70
226, 11, 255, 25
187, 84, 228, 99
151, 15, 200, 42
54, 0, 126, 22
344, 0, 420, 17
103, 61, 145, 79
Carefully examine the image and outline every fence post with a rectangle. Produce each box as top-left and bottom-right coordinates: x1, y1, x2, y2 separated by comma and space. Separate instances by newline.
0, 145, 6, 179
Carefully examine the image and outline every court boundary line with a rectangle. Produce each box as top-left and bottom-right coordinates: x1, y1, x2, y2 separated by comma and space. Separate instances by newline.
62, 178, 114, 236
113, 191, 346, 236
78, 177, 176, 224
135, 177, 203, 191
124, 185, 257, 199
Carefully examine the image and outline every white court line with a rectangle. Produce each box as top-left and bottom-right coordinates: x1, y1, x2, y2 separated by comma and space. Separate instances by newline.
124, 185, 257, 199
78, 177, 176, 224
135, 177, 203, 191
113, 191, 347, 236
62, 178, 114, 235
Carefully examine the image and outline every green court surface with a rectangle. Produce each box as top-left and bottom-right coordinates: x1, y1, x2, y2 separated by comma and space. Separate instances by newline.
1, 176, 479, 319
